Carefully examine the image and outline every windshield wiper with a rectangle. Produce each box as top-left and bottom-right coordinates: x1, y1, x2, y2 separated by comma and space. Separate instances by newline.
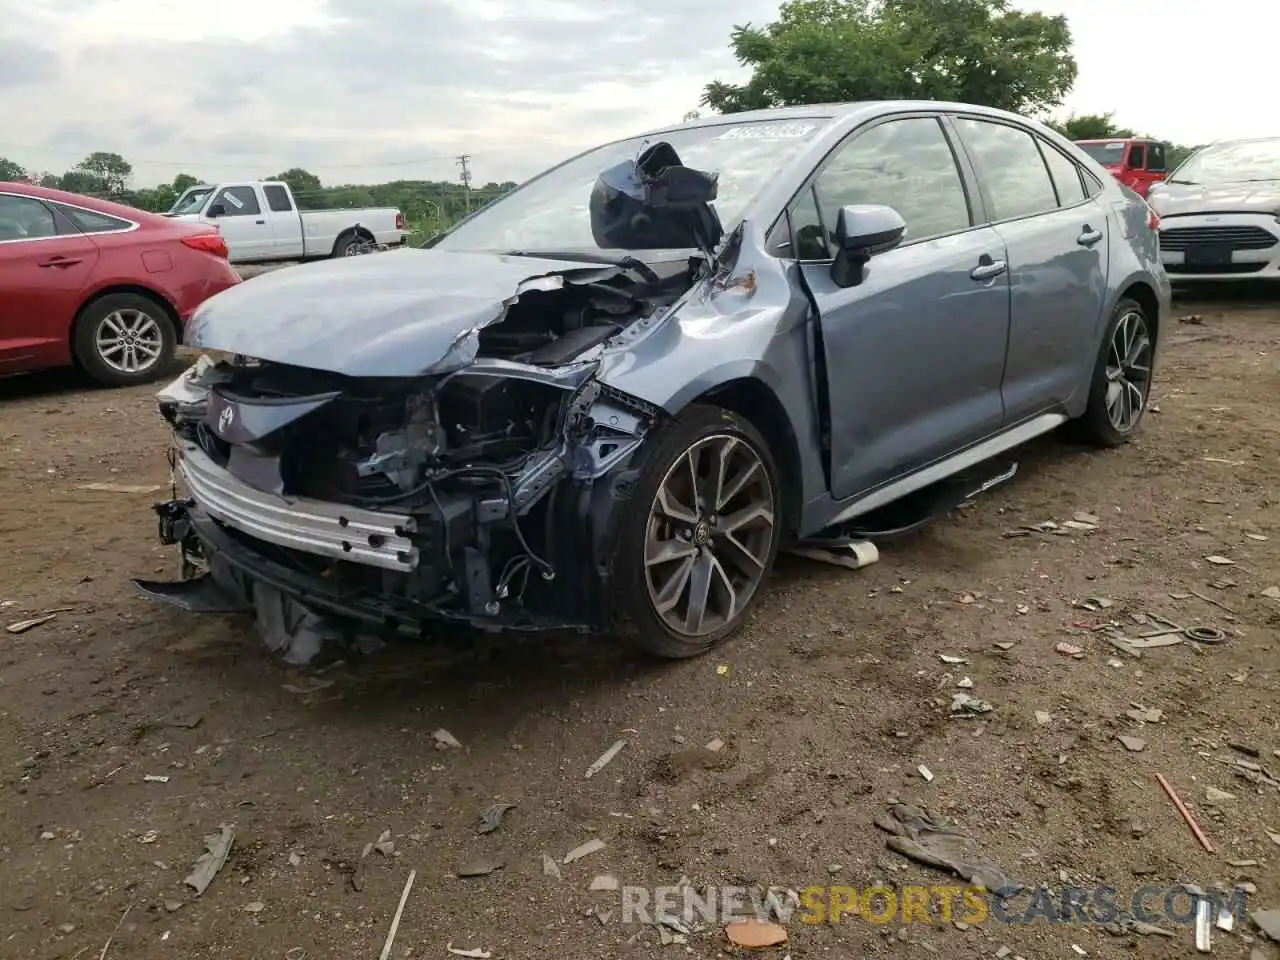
1167, 179, 1197, 185
502, 249, 661, 283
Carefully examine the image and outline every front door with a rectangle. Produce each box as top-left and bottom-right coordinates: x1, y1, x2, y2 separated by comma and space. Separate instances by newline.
791, 115, 1011, 500
950, 118, 1110, 421
209, 185, 271, 262
0, 193, 100, 372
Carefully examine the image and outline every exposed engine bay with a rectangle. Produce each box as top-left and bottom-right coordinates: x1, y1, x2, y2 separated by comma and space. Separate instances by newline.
136, 140, 737, 664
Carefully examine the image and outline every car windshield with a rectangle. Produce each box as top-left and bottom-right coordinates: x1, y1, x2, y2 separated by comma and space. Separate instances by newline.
1170, 139, 1280, 184
1077, 141, 1128, 165
432, 119, 830, 254
170, 187, 214, 215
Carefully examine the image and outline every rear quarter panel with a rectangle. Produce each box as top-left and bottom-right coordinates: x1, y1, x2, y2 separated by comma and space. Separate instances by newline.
298, 209, 402, 254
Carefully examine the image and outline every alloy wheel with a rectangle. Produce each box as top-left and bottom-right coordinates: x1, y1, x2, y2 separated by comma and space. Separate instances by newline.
95, 308, 164, 375
643, 434, 776, 637
1104, 309, 1152, 432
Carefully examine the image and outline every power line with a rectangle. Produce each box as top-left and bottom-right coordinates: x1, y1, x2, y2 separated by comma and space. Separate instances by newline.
0, 142, 527, 170
456, 154, 472, 214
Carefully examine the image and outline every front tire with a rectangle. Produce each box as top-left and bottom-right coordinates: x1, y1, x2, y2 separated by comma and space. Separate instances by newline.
72, 293, 176, 387
610, 404, 781, 658
1072, 297, 1155, 447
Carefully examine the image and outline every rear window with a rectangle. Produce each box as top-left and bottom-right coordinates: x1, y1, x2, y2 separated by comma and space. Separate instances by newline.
54, 204, 133, 234
1077, 141, 1127, 165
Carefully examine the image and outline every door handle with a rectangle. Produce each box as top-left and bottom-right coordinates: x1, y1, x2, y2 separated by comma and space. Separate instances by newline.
38, 256, 82, 268
970, 258, 1007, 282
1077, 226, 1103, 247
255, 219, 265, 225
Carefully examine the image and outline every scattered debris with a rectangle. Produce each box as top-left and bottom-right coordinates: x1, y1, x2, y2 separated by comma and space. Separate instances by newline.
184, 824, 235, 895
590, 875, 619, 891
1125, 707, 1163, 724
563, 838, 606, 864
1179, 313, 1203, 324
1205, 787, 1236, 803
1204, 555, 1236, 566
377, 869, 416, 960
1117, 736, 1146, 752
956, 676, 974, 689
1196, 897, 1212, 953
939, 654, 969, 665
143, 774, 170, 784
76, 481, 166, 494
958, 593, 977, 604
875, 803, 1020, 892
446, 947, 492, 959
1035, 711, 1053, 725
1251, 909, 1280, 942
478, 803, 516, 835
1071, 945, 1088, 957
1056, 642, 1084, 657
585, 739, 627, 779
724, 918, 788, 948
97, 903, 132, 960
917, 765, 934, 783
1155, 773, 1215, 853
716, 664, 729, 676
1076, 597, 1114, 612
432, 729, 462, 750
288, 852, 301, 867
5, 613, 57, 634
950, 692, 994, 715
1261, 586, 1280, 600
244, 901, 265, 914
368, 829, 395, 857
541, 853, 562, 879
1190, 588, 1238, 613
1265, 828, 1280, 847
705, 738, 725, 753
456, 859, 503, 878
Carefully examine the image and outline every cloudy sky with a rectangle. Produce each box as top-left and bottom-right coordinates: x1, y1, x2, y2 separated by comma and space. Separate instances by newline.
0, 0, 1265, 188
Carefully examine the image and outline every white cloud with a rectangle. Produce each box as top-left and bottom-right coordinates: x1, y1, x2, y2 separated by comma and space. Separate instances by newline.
0, 0, 1264, 189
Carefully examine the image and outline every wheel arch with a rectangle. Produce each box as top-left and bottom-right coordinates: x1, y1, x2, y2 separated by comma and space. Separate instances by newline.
692, 377, 804, 535
332, 225, 375, 256
1117, 279, 1161, 344
71, 283, 183, 354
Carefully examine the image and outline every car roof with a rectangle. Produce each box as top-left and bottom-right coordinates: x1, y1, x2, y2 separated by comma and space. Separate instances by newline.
636, 99, 1044, 139
0, 181, 163, 224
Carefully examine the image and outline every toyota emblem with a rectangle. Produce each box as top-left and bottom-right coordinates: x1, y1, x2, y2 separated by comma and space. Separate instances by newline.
217, 405, 235, 433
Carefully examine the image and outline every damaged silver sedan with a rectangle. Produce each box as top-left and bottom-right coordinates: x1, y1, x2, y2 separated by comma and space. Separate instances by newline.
136, 102, 1169, 663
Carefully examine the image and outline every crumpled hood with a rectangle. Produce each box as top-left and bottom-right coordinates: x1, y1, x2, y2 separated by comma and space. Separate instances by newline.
186, 248, 618, 377
1149, 180, 1280, 217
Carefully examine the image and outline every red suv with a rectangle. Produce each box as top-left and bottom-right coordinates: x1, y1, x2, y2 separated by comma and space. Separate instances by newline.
1073, 138, 1169, 198
1, 183, 240, 386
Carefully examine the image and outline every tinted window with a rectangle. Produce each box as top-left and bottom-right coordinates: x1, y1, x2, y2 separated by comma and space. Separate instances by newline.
816, 117, 971, 244
955, 118, 1058, 220
55, 204, 132, 234
214, 186, 261, 216
0, 194, 57, 242
789, 186, 829, 259
1147, 143, 1166, 172
1128, 144, 1146, 170
1083, 170, 1105, 198
263, 184, 292, 212
1077, 141, 1127, 165
1039, 144, 1087, 206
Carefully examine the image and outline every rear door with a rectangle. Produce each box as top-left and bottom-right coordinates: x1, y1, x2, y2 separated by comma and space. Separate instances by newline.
788, 114, 1011, 499
949, 117, 1110, 421
209, 184, 271, 263
261, 184, 305, 259
0, 193, 100, 372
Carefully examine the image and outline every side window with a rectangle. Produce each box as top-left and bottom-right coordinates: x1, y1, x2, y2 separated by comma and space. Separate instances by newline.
0, 194, 57, 242
1147, 143, 1167, 172
1128, 143, 1147, 170
54, 204, 133, 234
263, 185, 293, 213
954, 118, 1058, 221
1083, 170, 1105, 199
214, 186, 261, 216
1038, 143, 1087, 206
814, 116, 971, 245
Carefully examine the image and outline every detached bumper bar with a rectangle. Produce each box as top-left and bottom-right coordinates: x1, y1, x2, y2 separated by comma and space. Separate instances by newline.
177, 443, 418, 572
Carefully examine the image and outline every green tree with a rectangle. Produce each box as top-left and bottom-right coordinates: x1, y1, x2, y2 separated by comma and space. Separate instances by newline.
1048, 112, 1134, 140
0, 157, 26, 181
172, 172, 201, 193
75, 151, 132, 194
702, 0, 1076, 116
272, 167, 323, 200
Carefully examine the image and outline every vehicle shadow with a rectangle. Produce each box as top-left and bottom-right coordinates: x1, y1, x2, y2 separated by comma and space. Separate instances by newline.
0, 357, 187, 402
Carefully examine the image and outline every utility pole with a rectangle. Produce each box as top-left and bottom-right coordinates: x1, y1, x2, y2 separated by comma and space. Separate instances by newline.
456, 154, 472, 214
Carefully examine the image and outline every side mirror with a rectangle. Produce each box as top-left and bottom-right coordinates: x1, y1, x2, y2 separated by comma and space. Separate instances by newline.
830, 204, 906, 288
207, 204, 225, 218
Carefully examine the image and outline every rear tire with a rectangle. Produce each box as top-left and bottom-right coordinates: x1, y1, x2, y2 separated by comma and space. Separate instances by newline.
72, 292, 176, 387
1072, 297, 1155, 447
610, 404, 781, 659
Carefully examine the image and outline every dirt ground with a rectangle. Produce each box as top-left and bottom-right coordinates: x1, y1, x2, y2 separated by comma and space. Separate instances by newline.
1, 287, 1277, 960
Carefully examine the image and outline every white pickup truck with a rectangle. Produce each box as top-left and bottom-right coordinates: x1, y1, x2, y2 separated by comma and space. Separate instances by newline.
166, 180, 408, 264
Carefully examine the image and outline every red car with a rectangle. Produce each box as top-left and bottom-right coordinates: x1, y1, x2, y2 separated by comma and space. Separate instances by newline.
0, 182, 240, 386
1073, 138, 1169, 198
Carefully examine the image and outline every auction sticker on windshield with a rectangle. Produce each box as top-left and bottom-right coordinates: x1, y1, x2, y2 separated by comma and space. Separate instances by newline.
716, 123, 819, 141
